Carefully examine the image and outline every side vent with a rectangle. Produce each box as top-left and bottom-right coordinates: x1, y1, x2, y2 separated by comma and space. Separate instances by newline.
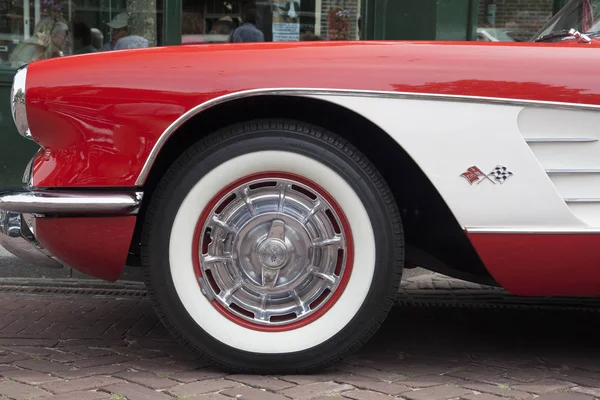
519, 107, 600, 226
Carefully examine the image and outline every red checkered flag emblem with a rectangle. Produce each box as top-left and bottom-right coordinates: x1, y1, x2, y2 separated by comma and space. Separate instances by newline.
460, 166, 487, 185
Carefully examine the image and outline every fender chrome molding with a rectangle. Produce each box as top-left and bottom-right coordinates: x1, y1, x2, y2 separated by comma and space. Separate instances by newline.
525, 137, 599, 143
545, 169, 600, 175
134, 87, 600, 185
0, 189, 143, 216
466, 227, 600, 234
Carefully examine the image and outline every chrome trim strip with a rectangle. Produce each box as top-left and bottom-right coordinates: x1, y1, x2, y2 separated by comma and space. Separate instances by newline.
546, 169, 600, 175
0, 190, 143, 215
467, 227, 600, 234
525, 137, 599, 143
564, 198, 600, 203
135, 87, 600, 185
22, 154, 34, 188
11, 65, 32, 140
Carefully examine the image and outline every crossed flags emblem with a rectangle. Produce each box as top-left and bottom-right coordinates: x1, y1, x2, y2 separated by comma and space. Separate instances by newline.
460, 165, 513, 185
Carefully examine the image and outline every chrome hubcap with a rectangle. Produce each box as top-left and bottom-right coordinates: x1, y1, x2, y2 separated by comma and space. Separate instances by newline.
198, 176, 348, 326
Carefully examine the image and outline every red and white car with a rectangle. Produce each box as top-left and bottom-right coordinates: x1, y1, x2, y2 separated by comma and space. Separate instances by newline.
2, 0, 600, 373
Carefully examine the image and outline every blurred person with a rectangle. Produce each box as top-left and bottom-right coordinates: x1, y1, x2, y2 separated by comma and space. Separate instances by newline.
210, 16, 234, 35
9, 17, 69, 67
90, 28, 103, 50
114, 35, 149, 49
73, 22, 97, 54
101, 12, 129, 51
231, 9, 264, 42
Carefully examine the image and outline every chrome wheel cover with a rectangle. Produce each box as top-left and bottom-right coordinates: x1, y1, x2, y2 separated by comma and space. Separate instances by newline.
196, 175, 349, 327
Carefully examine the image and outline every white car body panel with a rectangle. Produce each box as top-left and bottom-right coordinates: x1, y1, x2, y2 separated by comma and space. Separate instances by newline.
307, 93, 599, 231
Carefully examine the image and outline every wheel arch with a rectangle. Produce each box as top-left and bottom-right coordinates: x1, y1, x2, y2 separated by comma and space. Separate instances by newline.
129, 93, 496, 286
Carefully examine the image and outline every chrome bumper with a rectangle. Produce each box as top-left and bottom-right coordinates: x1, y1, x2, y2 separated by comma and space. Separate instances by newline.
0, 188, 142, 269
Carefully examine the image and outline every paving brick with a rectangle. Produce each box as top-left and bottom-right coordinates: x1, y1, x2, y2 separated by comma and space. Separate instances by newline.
39, 390, 113, 399
39, 376, 124, 394
165, 378, 241, 397
71, 354, 133, 368
393, 364, 459, 378
168, 368, 228, 382
0, 368, 62, 384
53, 364, 129, 379
335, 374, 412, 395
109, 346, 167, 360
397, 374, 462, 388
0, 352, 30, 363
342, 389, 397, 400
0, 338, 58, 346
0, 365, 20, 373
280, 381, 354, 399
503, 369, 564, 383
402, 384, 472, 400
536, 393, 596, 400
337, 364, 405, 381
460, 394, 512, 400
221, 386, 289, 400
186, 394, 231, 399
276, 371, 351, 385
459, 382, 533, 399
226, 374, 296, 391
113, 371, 180, 389
64, 346, 117, 357
561, 369, 600, 387
121, 359, 186, 375
14, 358, 73, 373
572, 387, 600, 397
2, 346, 56, 357
0, 380, 52, 399
43, 351, 87, 363
448, 366, 518, 386
102, 382, 173, 400
512, 379, 576, 395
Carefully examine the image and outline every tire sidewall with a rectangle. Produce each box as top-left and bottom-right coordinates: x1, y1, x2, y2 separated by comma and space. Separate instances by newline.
146, 122, 402, 369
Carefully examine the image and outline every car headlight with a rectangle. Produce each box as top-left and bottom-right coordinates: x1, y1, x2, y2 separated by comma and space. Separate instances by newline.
11, 65, 32, 140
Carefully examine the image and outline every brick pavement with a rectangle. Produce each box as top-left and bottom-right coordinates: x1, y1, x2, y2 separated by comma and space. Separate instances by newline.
0, 282, 599, 399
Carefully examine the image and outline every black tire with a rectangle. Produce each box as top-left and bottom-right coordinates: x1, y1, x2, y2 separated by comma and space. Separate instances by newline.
141, 119, 404, 374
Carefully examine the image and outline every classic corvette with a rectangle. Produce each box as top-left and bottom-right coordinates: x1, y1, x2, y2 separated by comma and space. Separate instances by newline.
1, 0, 599, 374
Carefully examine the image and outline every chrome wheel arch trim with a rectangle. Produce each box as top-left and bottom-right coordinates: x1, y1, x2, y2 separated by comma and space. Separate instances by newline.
466, 227, 600, 234
135, 87, 600, 186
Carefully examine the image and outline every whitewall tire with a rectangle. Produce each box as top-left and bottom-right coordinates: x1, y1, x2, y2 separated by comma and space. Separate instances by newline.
141, 119, 404, 373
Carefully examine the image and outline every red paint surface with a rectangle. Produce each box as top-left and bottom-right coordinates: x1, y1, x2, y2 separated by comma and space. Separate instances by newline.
192, 172, 354, 331
467, 232, 600, 296
35, 216, 136, 281
23, 40, 600, 188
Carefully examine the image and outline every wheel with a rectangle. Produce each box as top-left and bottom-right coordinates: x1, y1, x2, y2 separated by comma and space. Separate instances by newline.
141, 119, 404, 374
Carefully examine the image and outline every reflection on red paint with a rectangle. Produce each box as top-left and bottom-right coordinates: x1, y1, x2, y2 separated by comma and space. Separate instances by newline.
24, 40, 600, 188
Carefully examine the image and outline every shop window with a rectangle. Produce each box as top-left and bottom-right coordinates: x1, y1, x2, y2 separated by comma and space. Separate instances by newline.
476, 0, 600, 42
477, 0, 555, 42
0, 0, 164, 68
181, 0, 362, 44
